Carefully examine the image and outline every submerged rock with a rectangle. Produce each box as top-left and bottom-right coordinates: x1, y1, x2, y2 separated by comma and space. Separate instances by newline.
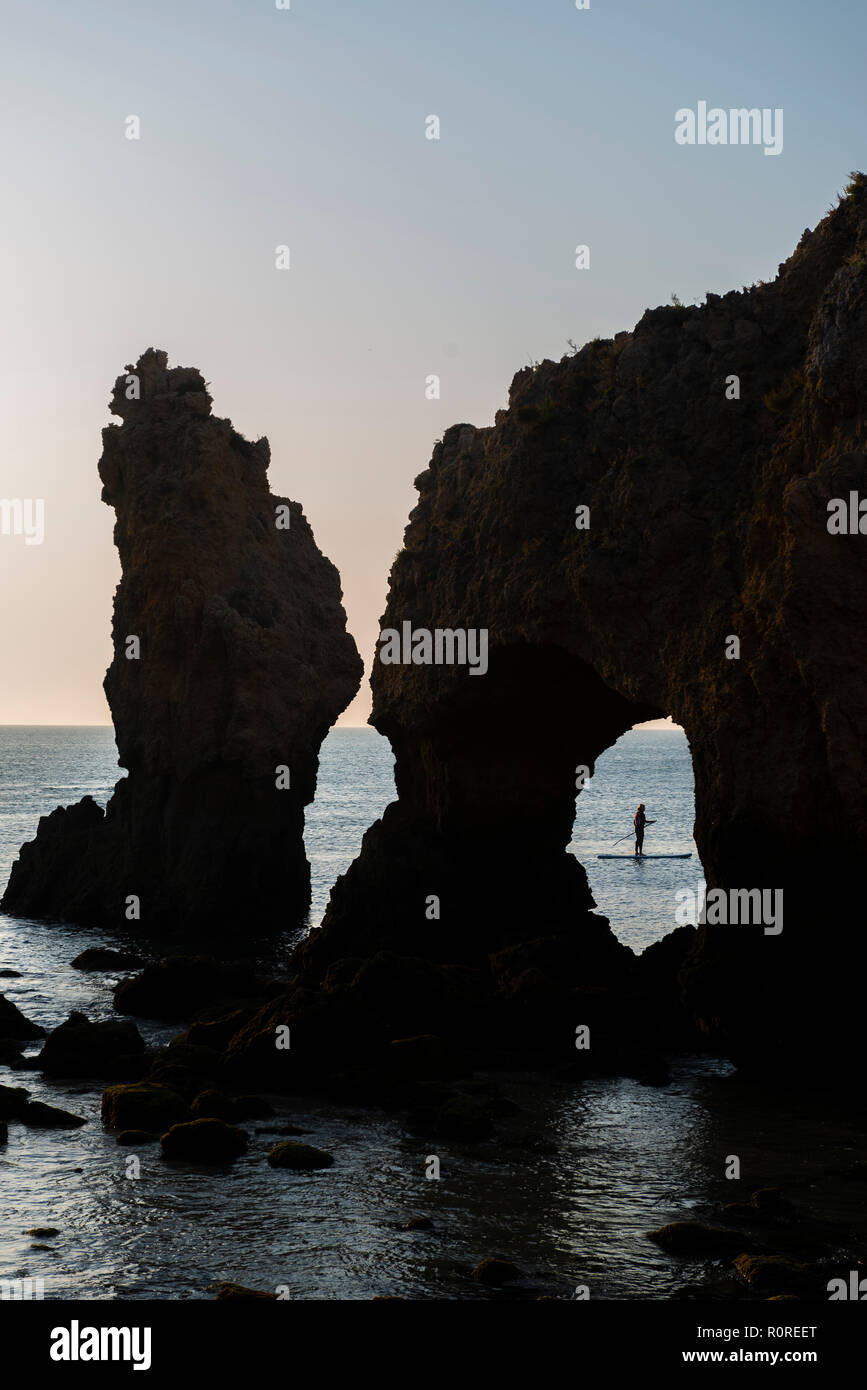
266, 1141, 334, 1170
472, 1258, 520, 1286
1, 348, 362, 940
403, 1216, 434, 1231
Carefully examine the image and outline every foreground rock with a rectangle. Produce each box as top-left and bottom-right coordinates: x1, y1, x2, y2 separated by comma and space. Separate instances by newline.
160, 1118, 248, 1162
1, 348, 361, 939
0, 1084, 31, 1119
102, 1082, 189, 1132
293, 175, 867, 1075
21, 1101, 87, 1129
0, 994, 45, 1041
37, 1011, 146, 1079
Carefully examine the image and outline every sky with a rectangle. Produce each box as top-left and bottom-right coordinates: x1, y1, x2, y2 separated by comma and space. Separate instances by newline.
0, 0, 864, 725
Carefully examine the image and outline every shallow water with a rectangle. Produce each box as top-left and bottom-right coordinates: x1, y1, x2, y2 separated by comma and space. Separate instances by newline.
1, 727, 863, 1300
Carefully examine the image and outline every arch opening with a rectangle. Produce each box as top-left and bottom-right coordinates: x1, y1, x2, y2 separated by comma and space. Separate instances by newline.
571, 719, 705, 954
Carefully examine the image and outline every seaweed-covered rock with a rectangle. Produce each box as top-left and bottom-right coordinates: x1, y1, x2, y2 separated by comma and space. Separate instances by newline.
101, 1081, 189, 1132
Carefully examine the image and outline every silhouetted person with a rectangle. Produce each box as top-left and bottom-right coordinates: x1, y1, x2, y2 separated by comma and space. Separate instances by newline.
634, 803, 655, 856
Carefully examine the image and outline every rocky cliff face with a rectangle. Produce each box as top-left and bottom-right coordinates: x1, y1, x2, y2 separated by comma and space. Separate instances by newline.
2, 349, 362, 937
297, 176, 867, 1073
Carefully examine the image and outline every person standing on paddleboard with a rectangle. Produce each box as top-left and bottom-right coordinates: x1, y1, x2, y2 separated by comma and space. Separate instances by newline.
634, 803, 655, 857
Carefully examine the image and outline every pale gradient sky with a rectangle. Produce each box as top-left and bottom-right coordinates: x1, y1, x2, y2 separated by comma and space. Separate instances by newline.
1, 0, 864, 725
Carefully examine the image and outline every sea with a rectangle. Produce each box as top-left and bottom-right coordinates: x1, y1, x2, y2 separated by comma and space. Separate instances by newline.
1, 726, 863, 1300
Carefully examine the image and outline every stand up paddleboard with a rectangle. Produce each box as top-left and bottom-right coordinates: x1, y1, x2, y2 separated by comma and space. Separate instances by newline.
597, 853, 692, 859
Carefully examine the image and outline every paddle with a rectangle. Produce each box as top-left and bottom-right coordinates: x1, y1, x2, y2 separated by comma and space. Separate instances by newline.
609, 811, 662, 849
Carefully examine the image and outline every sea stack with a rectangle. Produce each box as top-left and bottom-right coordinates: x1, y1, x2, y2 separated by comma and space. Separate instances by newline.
294, 176, 867, 1074
2, 349, 362, 937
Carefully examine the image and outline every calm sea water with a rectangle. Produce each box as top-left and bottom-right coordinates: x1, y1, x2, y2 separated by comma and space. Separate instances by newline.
1, 727, 862, 1300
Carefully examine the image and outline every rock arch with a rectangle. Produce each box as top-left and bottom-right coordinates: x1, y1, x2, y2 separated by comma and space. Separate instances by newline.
298, 178, 867, 1073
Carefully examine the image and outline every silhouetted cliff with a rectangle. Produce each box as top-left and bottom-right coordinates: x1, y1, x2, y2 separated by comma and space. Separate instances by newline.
296, 175, 867, 1073
2, 350, 362, 937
